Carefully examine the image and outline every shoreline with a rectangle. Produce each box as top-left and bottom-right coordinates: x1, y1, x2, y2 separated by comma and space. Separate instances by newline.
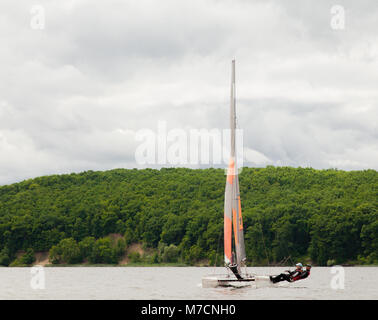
2, 263, 377, 268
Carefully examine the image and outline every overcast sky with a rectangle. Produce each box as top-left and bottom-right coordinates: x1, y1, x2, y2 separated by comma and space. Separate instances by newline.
0, 0, 377, 185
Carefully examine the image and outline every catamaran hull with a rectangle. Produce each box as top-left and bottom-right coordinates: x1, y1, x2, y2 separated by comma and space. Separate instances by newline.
202, 275, 271, 288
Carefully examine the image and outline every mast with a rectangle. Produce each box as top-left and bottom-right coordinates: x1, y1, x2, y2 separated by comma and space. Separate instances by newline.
230, 59, 236, 159
224, 60, 246, 275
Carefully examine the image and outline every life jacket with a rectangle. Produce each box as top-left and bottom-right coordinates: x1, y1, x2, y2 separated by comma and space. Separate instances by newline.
301, 270, 310, 279
289, 269, 302, 281
291, 272, 302, 281
292, 270, 310, 281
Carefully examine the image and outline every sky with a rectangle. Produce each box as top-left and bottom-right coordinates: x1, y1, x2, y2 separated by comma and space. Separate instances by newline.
0, 0, 377, 185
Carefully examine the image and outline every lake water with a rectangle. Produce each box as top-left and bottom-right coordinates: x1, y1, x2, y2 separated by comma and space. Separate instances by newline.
0, 267, 377, 300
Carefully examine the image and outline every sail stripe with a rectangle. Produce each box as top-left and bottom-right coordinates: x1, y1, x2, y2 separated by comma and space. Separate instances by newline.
235, 177, 246, 263
232, 208, 238, 245
224, 166, 233, 265
224, 215, 232, 264
238, 196, 243, 230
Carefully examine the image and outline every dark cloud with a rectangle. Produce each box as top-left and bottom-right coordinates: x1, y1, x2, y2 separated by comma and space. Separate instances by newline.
0, 0, 377, 185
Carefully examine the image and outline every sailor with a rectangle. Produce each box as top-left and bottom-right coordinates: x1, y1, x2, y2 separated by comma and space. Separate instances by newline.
270, 263, 304, 283
294, 264, 311, 281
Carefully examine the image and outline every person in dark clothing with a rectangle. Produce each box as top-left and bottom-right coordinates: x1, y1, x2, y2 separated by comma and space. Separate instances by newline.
293, 264, 311, 281
270, 263, 303, 284
270, 272, 292, 283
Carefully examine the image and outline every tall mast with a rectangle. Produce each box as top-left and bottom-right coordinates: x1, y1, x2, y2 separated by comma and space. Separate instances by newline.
230, 59, 236, 160
224, 61, 234, 266
233, 60, 246, 267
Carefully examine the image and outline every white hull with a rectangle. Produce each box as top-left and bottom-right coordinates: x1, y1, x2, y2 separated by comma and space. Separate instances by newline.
202, 274, 272, 288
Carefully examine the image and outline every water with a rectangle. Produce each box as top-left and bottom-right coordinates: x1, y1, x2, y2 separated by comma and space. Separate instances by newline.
0, 267, 377, 300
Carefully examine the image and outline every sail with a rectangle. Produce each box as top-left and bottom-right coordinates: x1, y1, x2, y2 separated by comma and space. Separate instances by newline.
234, 173, 246, 264
224, 159, 233, 265
224, 60, 246, 267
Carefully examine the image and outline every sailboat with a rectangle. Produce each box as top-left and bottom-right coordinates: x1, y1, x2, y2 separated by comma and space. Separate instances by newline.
202, 60, 270, 288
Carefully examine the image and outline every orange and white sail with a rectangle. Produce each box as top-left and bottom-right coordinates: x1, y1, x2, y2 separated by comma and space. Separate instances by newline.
224, 60, 246, 270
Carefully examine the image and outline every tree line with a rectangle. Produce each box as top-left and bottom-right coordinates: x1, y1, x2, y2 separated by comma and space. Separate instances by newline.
0, 167, 376, 266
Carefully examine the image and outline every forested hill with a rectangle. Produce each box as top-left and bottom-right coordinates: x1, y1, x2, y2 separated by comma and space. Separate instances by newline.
0, 167, 377, 266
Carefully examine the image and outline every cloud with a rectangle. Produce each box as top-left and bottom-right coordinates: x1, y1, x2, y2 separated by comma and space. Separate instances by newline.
0, 0, 377, 185
244, 147, 272, 166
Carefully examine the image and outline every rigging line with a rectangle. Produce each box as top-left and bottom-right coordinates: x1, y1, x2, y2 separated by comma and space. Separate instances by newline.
277, 255, 290, 266
285, 255, 292, 265
286, 248, 294, 266
280, 228, 294, 266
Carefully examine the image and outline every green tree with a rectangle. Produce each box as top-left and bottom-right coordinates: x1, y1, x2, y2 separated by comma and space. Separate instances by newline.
48, 238, 82, 264
161, 244, 180, 263
21, 248, 35, 265
0, 167, 376, 266
90, 237, 117, 264
361, 220, 378, 263
128, 251, 141, 263
0, 248, 11, 266
160, 214, 186, 246
78, 236, 96, 261
115, 238, 127, 259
